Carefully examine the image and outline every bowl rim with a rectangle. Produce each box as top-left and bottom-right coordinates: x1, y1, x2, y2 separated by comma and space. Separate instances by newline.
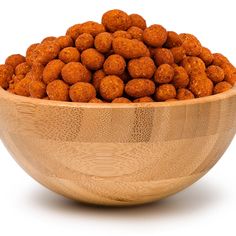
0, 85, 235, 109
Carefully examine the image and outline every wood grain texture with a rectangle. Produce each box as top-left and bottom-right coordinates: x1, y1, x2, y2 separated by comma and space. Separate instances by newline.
0, 86, 236, 206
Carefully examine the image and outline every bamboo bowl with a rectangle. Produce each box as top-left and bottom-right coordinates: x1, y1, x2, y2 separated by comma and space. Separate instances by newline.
0, 86, 236, 206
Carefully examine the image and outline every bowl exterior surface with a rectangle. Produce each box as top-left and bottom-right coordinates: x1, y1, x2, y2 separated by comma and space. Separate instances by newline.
0, 88, 236, 206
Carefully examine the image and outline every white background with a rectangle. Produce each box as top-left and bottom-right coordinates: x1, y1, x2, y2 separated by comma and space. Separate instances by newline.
0, 0, 236, 235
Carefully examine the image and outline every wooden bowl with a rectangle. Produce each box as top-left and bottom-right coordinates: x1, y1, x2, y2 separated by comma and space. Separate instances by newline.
0, 87, 236, 206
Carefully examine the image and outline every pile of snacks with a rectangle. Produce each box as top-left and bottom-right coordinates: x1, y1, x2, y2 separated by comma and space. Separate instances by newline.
0, 9, 235, 103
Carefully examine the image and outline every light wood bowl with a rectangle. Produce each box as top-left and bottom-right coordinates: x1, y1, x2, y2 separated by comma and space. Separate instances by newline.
0, 87, 236, 206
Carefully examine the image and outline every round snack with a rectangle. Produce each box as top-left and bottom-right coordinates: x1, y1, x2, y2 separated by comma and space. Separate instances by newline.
128, 57, 155, 79
0, 64, 14, 89
62, 62, 91, 84
129, 13, 147, 30
81, 48, 105, 70
180, 33, 202, 56
189, 74, 213, 97
164, 31, 182, 48
113, 30, 132, 39
92, 69, 106, 91
66, 24, 81, 40
154, 64, 174, 84
26, 43, 39, 58
199, 47, 213, 66
75, 33, 94, 52
103, 54, 126, 75
176, 88, 194, 100
220, 63, 236, 85
26, 63, 44, 81
29, 80, 46, 98
41, 36, 56, 43
43, 59, 65, 84
143, 24, 167, 47
69, 82, 96, 102
14, 77, 31, 96
5, 54, 25, 69
154, 48, 174, 66
127, 26, 143, 41
15, 62, 31, 76
28, 41, 61, 65
89, 98, 104, 103
94, 32, 113, 53
133, 96, 154, 103
102, 9, 131, 32
46, 80, 69, 101
213, 81, 232, 94
206, 65, 224, 83
99, 75, 124, 100
12, 74, 24, 84
59, 47, 80, 63
155, 84, 177, 101
212, 53, 229, 66
170, 47, 186, 64
172, 66, 189, 88
112, 97, 132, 103
56, 36, 74, 49
125, 78, 155, 98
78, 21, 105, 37
113, 37, 148, 60
181, 56, 206, 76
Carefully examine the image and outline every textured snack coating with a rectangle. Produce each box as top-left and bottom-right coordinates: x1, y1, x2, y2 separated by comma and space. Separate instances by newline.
46, 80, 69, 101
103, 54, 126, 75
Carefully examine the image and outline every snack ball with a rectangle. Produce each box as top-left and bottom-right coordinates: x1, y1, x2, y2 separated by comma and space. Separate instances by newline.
129, 13, 147, 30
94, 32, 113, 53
176, 88, 194, 100
5, 54, 25, 69
112, 37, 148, 59
15, 62, 31, 76
199, 47, 213, 66
99, 75, 124, 100
220, 63, 236, 85
212, 53, 229, 66
43, 59, 65, 84
66, 24, 81, 40
164, 31, 182, 48
206, 65, 224, 83
154, 48, 174, 66
89, 98, 104, 103
154, 64, 174, 84
103, 54, 126, 75
75, 33, 94, 52
0, 64, 14, 89
46, 80, 69, 101
125, 78, 155, 98
69, 82, 96, 102
26, 63, 44, 81
143, 24, 167, 47
128, 57, 155, 79
181, 56, 206, 76
112, 97, 132, 103
127, 26, 143, 41
113, 30, 132, 39
62, 62, 91, 84
26, 43, 39, 59
189, 74, 213, 97
59, 47, 80, 63
172, 66, 189, 88
102, 9, 131, 32
41, 36, 56, 43
180, 33, 202, 56
155, 84, 177, 101
28, 41, 61, 65
92, 69, 106, 91
213, 81, 233, 94
133, 96, 154, 103
78, 21, 105, 37
56, 35, 74, 49
29, 80, 46, 98
81, 48, 105, 70
170, 47, 186, 64
14, 77, 31, 96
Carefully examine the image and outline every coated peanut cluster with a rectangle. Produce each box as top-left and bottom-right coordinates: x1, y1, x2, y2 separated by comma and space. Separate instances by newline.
1, 9, 235, 103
